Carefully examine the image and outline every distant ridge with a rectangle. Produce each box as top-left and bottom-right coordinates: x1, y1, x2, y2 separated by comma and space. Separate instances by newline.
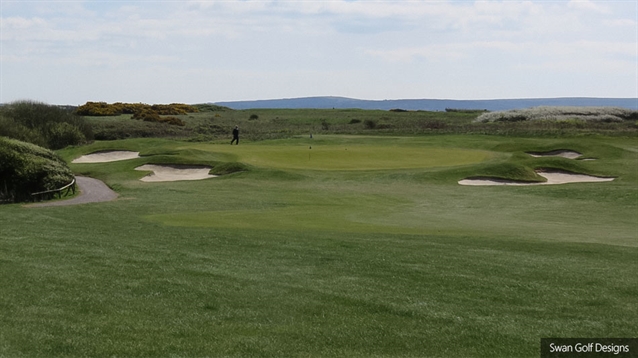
214, 96, 638, 111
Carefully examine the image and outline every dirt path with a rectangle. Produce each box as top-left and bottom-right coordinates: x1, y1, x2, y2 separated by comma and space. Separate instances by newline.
27, 176, 118, 208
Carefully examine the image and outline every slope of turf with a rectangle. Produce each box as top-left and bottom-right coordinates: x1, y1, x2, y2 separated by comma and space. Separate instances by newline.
0, 134, 636, 357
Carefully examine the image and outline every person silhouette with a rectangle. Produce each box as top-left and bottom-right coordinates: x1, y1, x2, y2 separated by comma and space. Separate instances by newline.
231, 126, 239, 145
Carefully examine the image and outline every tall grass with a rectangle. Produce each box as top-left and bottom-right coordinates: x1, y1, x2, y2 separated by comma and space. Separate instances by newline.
0, 100, 92, 149
85, 107, 637, 142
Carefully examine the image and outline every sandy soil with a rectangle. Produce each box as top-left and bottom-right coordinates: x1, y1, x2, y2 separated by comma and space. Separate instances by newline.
527, 150, 582, 159
458, 171, 614, 186
135, 164, 217, 182
72, 151, 140, 163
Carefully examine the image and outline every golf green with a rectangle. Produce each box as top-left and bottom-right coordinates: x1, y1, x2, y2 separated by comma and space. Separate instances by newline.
182, 137, 497, 171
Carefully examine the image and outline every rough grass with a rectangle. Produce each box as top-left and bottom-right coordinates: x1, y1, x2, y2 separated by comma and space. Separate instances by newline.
1, 134, 636, 357
87, 107, 638, 142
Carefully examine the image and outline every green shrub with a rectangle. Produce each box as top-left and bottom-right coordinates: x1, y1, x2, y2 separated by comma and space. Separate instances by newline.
46, 122, 87, 149
249, 114, 259, 120
0, 100, 92, 149
349, 119, 362, 124
363, 119, 377, 129
0, 116, 47, 147
0, 137, 73, 203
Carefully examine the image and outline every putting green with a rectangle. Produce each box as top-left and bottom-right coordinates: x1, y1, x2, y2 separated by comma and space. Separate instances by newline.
184, 142, 495, 170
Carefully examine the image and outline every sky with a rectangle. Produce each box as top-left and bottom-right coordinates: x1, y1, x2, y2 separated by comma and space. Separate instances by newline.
1, 0, 636, 105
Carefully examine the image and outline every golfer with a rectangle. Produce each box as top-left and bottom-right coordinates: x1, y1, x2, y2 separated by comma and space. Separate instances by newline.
231, 126, 239, 145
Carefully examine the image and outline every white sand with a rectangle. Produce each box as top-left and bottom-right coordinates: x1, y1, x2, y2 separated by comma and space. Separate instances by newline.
459, 171, 614, 186
73, 151, 140, 163
528, 150, 582, 159
135, 164, 217, 182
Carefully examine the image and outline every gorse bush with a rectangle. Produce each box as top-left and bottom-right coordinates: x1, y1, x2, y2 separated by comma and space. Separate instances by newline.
75, 102, 122, 116
476, 106, 638, 123
151, 104, 197, 115
132, 109, 161, 122
76, 102, 198, 117
78, 102, 192, 127
193, 104, 231, 112
0, 137, 74, 203
0, 100, 92, 149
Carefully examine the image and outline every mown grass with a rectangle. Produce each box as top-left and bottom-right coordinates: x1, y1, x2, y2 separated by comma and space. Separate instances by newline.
0, 134, 636, 357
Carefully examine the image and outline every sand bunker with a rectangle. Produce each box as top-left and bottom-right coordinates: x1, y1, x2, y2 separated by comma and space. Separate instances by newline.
73, 151, 140, 163
459, 171, 614, 186
135, 164, 217, 182
527, 150, 582, 159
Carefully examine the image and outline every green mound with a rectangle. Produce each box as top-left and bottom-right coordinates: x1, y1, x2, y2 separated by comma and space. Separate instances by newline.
0, 137, 74, 203
191, 140, 495, 171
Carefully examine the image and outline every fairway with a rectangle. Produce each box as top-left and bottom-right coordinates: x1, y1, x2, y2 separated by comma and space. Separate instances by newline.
1, 134, 637, 357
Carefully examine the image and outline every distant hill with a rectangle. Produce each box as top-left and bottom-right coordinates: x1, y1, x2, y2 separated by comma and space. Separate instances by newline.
214, 96, 638, 111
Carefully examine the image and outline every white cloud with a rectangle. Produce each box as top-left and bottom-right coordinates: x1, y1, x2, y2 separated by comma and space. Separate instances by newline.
367, 39, 635, 67
1, 0, 636, 103
365, 45, 468, 63
567, 0, 611, 13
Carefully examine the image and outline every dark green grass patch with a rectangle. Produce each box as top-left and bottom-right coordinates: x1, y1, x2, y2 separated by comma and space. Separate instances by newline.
0, 214, 635, 357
